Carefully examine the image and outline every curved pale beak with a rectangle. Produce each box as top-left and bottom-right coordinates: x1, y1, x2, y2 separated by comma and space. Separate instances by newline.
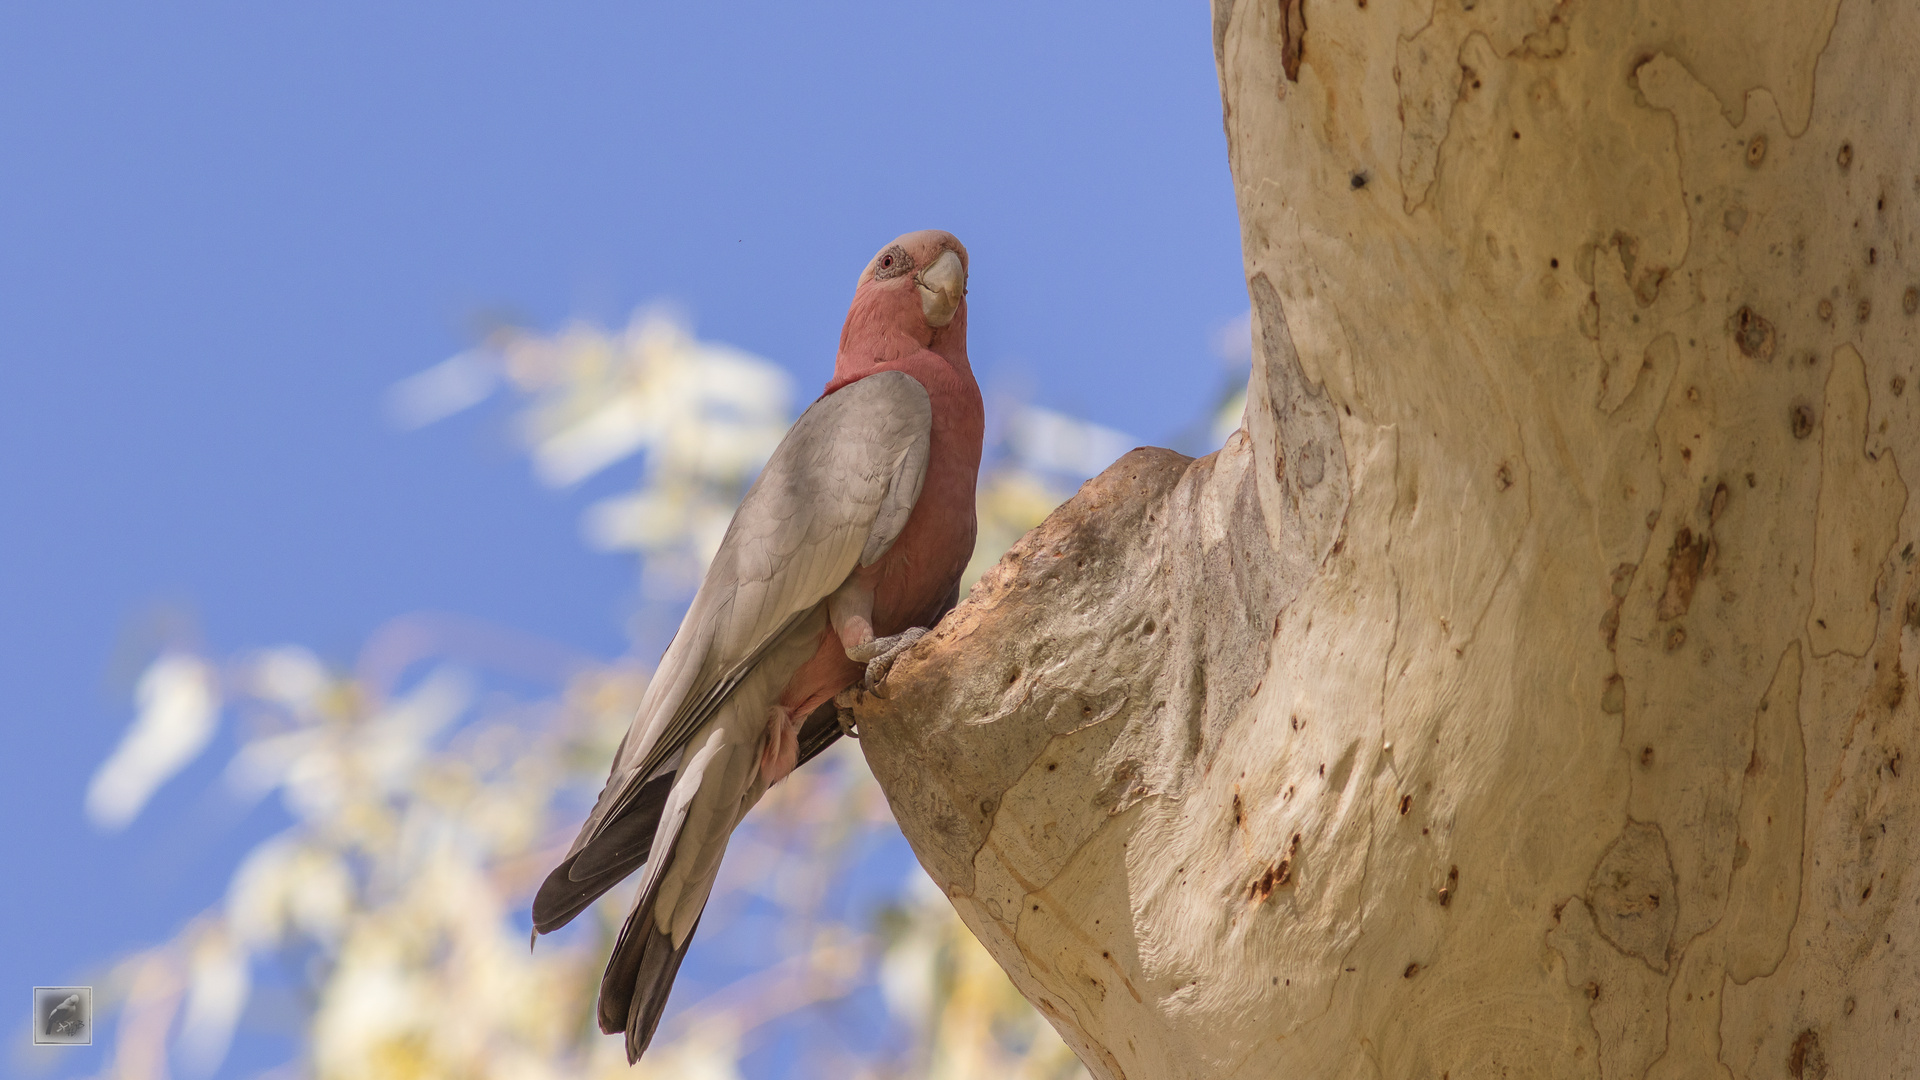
915, 250, 966, 328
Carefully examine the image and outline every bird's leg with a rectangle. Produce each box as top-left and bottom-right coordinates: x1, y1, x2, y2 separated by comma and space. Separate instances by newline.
827, 576, 926, 696
828, 576, 877, 654
759, 703, 801, 785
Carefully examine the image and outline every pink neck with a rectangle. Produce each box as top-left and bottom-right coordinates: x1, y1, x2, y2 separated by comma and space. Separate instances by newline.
825, 282, 974, 395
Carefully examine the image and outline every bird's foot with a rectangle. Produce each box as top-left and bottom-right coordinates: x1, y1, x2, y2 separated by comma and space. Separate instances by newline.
846, 626, 927, 697
833, 687, 863, 738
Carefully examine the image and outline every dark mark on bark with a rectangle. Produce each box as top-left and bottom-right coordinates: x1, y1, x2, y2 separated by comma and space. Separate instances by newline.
1792, 404, 1816, 439
1788, 1028, 1826, 1078
1248, 832, 1302, 903
1656, 527, 1711, 620
1732, 305, 1776, 360
1279, 0, 1307, 81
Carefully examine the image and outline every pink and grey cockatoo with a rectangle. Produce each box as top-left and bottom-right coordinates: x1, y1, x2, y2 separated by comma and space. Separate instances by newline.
533, 230, 983, 1062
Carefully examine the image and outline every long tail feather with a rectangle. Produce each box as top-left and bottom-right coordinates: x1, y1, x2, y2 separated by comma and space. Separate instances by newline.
597, 824, 700, 1059
532, 771, 674, 935
614, 913, 702, 1063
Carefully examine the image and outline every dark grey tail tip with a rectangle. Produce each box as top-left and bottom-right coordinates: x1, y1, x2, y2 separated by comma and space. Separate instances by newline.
626, 1021, 660, 1065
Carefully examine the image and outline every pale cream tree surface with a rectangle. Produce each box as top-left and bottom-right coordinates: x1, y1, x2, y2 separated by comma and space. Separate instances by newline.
852, 0, 1919, 1076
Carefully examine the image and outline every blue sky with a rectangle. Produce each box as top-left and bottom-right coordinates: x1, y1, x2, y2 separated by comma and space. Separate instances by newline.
0, 3, 1242, 1075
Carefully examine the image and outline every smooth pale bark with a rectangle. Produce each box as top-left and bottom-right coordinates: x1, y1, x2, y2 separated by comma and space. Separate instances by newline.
855, 0, 1920, 1075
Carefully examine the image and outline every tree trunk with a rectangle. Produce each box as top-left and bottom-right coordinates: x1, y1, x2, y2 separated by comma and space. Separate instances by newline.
854, 0, 1920, 1074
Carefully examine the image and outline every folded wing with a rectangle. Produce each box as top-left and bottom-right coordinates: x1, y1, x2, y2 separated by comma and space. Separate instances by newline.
532, 371, 931, 946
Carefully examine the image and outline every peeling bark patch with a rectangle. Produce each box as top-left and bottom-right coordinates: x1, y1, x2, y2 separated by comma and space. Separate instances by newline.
1601, 564, 1635, 652
1586, 821, 1677, 972
1212, 0, 1235, 70
1099, 758, 1153, 816
1601, 675, 1626, 714
1278, 0, 1305, 82
1656, 527, 1711, 620
1809, 346, 1909, 656
1732, 306, 1776, 360
1519, 0, 1571, 58
1633, 266, 1669, 306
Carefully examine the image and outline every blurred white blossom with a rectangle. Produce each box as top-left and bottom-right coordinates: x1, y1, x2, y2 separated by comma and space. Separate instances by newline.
505, 312, 791, 491
1003, 405, 1135, 479
179, 926, 250, 1075
86, 653, 221, 830
245, 645, 330, 710
1212, 309, 1252, 368
384, 348, 503, 430
394, 311, 795, 597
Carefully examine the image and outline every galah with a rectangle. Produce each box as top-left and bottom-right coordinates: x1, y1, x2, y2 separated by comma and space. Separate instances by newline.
45, 994, 82, 1037
533, 230, 984, 1062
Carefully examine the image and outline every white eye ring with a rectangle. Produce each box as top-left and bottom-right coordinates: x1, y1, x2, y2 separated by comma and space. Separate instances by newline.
873, 245, 914, 280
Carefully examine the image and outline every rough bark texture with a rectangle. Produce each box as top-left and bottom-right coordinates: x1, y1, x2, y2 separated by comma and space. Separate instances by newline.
856, 0, 1920, 1075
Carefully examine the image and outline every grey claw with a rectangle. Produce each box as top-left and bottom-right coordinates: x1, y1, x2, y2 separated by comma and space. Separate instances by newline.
852, 627, 928, 696
833, 687, 862, 738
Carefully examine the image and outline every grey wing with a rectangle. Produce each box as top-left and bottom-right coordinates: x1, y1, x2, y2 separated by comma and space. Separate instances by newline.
559, 370, 930, 862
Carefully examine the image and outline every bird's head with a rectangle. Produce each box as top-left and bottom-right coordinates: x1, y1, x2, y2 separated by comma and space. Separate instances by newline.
855, 230, 968, 329
835, 230, 970, 381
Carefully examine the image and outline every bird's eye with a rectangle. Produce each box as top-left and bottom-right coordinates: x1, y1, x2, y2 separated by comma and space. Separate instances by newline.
872, 245, 913, 280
